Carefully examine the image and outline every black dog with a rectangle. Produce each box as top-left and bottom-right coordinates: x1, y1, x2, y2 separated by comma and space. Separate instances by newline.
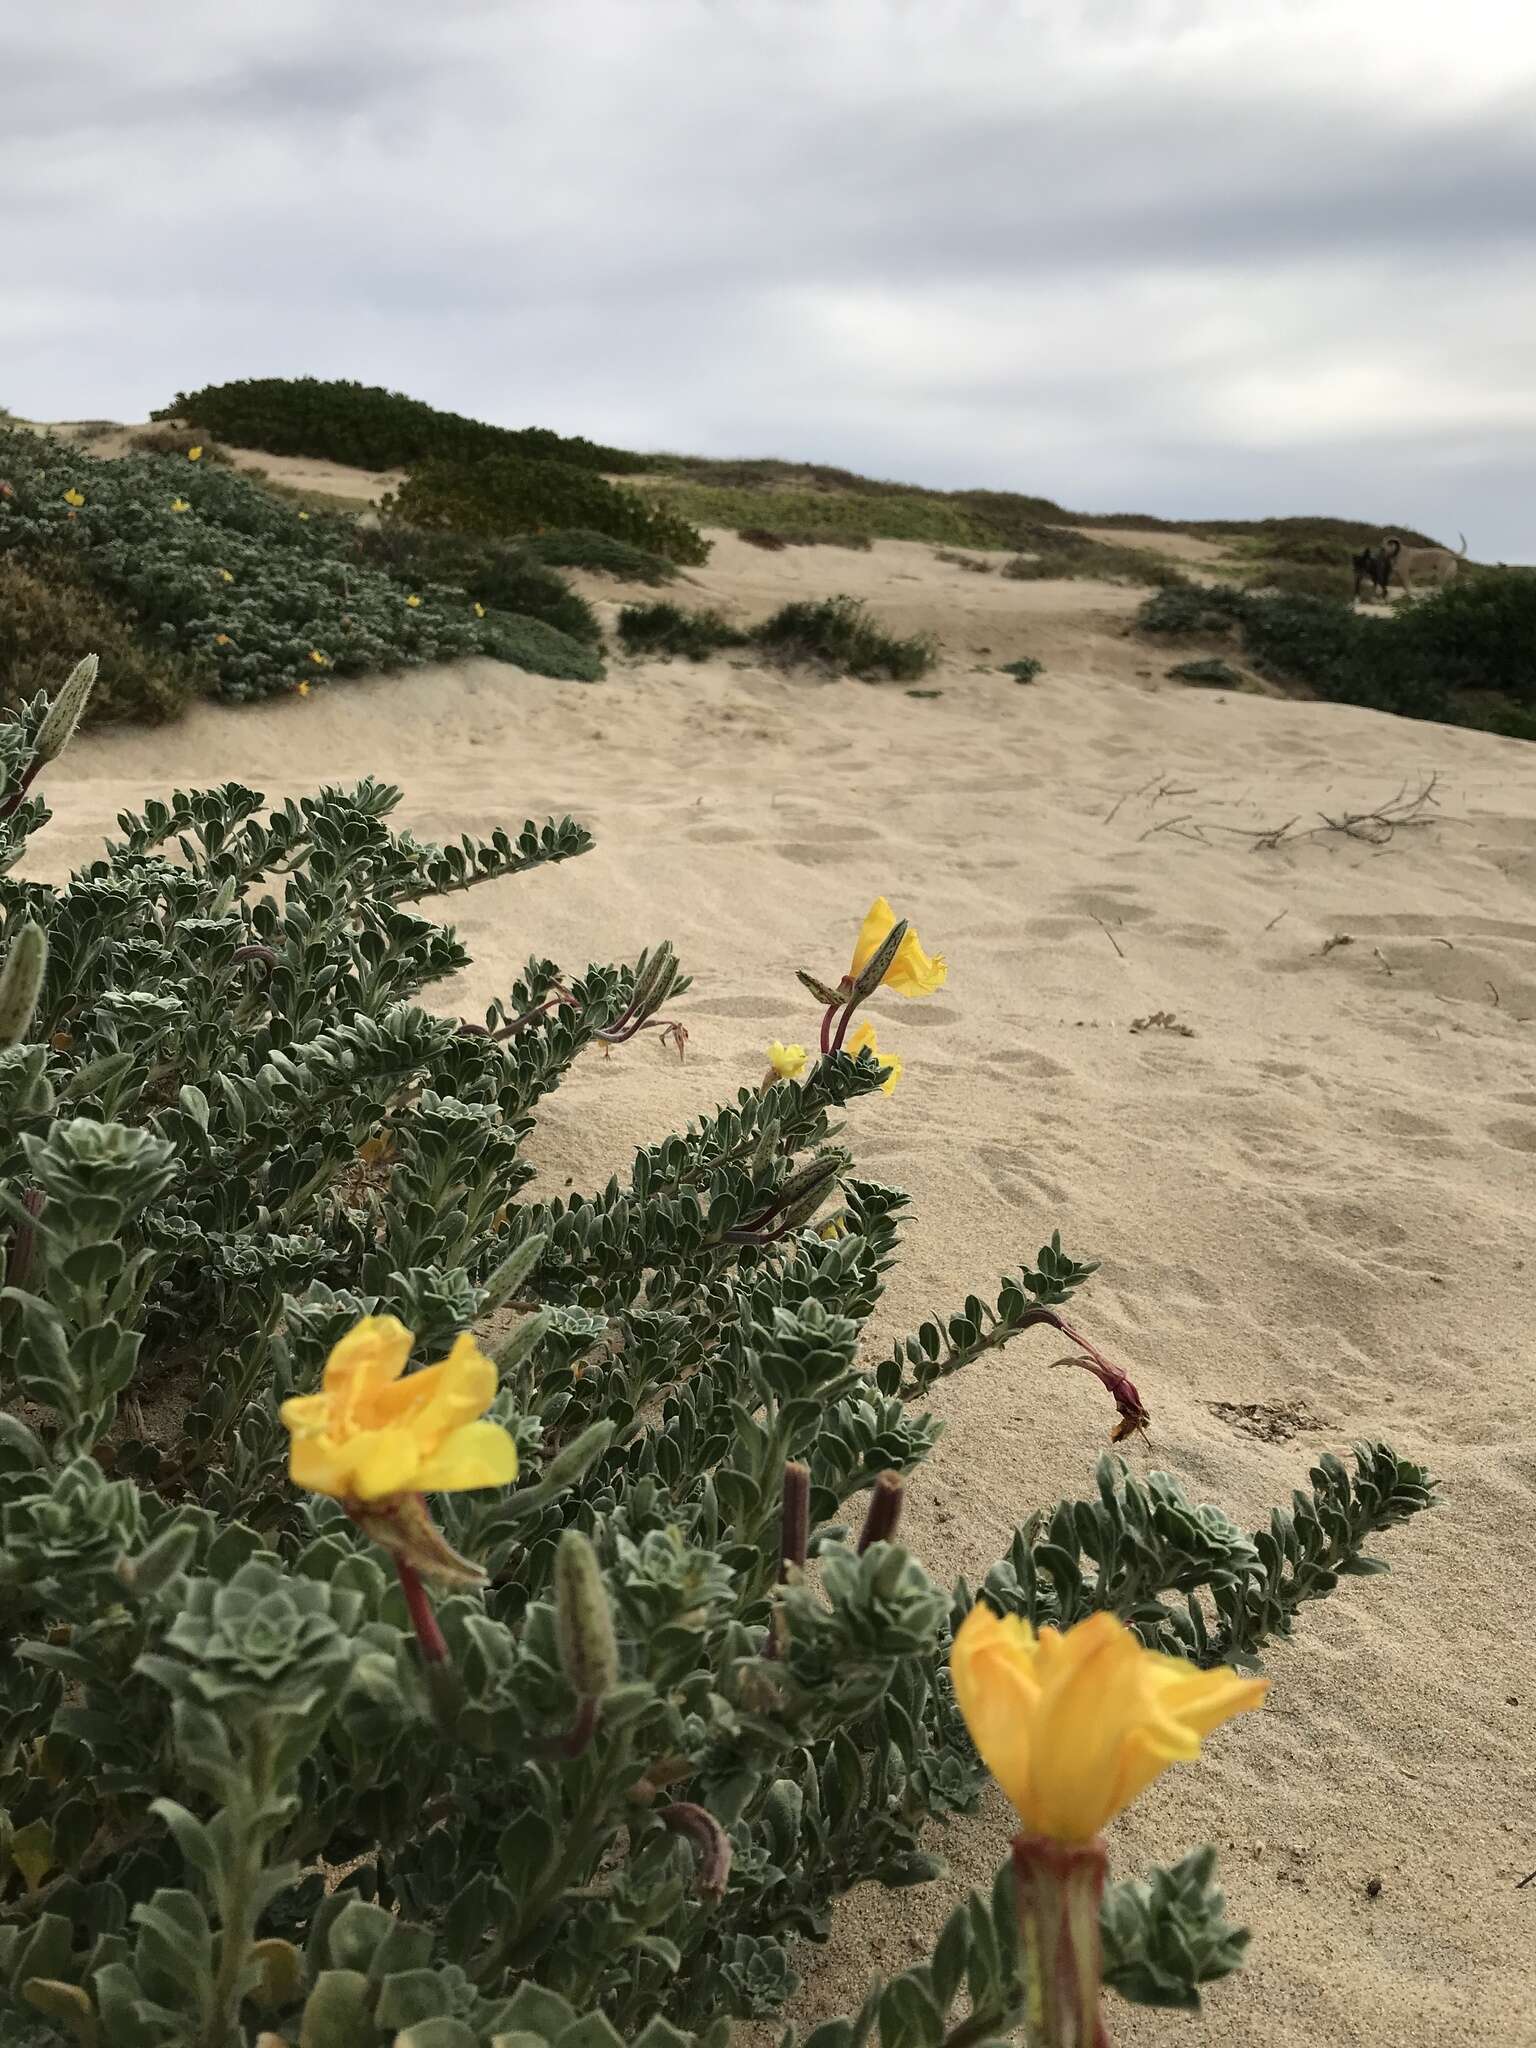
1351, 545, 1392, 600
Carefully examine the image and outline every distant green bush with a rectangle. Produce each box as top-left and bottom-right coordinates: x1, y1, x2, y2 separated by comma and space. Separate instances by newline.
754, 596, 936, 681
617, 601, 748, 660
1138, 570, 1536, 737
388, 456, 711, 566
155, 377, 649, 475
481, 612, 605, 681
0, 551, 197, 724
1167, 657, 1242, 687
999, 656, 1044, 682
519, 527, 677, 584
0, 428, 600, 701
740, 525, 873, 552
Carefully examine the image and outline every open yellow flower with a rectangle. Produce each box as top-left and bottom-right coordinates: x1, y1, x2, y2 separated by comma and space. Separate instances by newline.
766, 1040, 807, 1080
298, 510, 310, 521
219, 568, 234, 583
309, 649, 330, 666
474, 601, 486, 618
295, 680, 312, 698
187, 445, 203, 461
950, 1605, 1267, 1844
62, 487, 85, 508
406, 593, 422, 608
280, 1315, 518, 1503
214, 633, 231, 647
171, 497, 190, 513
849, 897, 946, 998
845, 1019, 901, 1093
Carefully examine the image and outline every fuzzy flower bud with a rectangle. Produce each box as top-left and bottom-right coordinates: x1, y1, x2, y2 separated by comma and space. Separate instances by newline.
0, 922, 48, 1047
555, 1528, 619, 1701
33, 655, 98, 767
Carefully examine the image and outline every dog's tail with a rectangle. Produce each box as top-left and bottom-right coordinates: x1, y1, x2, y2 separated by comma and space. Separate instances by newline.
1456, 532, 1468, 558
1383, 535, 1402, 558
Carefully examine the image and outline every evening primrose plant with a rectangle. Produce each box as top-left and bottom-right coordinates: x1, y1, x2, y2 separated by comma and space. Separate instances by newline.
0, 654, 1436, 2048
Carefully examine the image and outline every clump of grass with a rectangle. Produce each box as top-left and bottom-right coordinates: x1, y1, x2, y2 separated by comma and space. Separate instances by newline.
0, 551, 198, 724
739, 524, 873, 552
936, 548, 995, 574
754, 595, 936, 681
616, 602, 748, 660
482, 612, 605, 681
999, 656, 1043, 682
519, 527, 677, 584
1002, 526, 1188, 587
645, 479, 993, 548
1167, 657, 1242, 687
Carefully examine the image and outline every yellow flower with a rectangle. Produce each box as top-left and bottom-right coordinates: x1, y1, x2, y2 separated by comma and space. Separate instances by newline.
219, 569, 234, 583
950, 1606, 1267, 1844
767, 1040, 807, 1080
187, 445, 203, 462
474, 602, 486, 618
298, 510, 309, 521
62, 487, 85, 507
849, 897, 946, 997
214, 633, 231, 647
845, 1019, 901, 1093
406, 594, 422, 608
280, 1315, 518, 1503
309, 649, 330, 666
295, 680, 311, 698
171, 497, 190, 513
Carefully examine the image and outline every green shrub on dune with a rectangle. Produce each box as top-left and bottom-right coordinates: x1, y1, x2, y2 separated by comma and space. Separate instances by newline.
388, 454, 711, 566
617, 601, 749, 659
0, 551, 197, 725
754, 595, 936, 680
0, 428, 601, 699
520, 526, 679, 584
156, 376, 649, 475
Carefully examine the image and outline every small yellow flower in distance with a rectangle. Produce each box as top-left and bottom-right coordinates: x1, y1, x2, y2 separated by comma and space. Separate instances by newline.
219, 568, 234, 582
849, 897, 947, 998
950, 1605, 1267, 1844
214, 633, 231, 647
767, 1040, 807, 1080
170, 497, 190, 513
406, 593, 422, 608
845, 1019, 901, 1093
474, 601, 486, 618
280, 1315, 518, 1503
63, 487, 85, 508
298, 510, 310, 521
187, 445, 203, 461
295, 680, 312, 698
309, 649, 329, 666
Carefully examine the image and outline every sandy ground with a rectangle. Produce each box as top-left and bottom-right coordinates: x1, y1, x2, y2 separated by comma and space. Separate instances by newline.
27, 494, 1536, 2047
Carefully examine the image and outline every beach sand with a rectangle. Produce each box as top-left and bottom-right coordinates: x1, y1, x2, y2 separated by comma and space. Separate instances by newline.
30, 468, 1536, 2047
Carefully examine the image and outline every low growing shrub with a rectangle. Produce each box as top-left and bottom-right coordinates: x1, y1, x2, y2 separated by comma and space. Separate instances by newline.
349, 526, 602, 647
0, 552, 197, 726
0, 665, 1436, 2048
1136, 571, 1536, 736
0, 428, 600, 698
156, 377, 649, 475
754, 595, 936, 681
999, 656, 1044, 682
388, 456, 711, 568
617, 602, 749, 660
521, 528, 678, 584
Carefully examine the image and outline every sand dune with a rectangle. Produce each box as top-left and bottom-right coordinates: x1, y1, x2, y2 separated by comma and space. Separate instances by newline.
34, 508, 1536, 2047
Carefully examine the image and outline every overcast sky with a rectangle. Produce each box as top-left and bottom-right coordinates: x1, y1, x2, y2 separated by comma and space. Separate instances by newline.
6, 0, 1535, 557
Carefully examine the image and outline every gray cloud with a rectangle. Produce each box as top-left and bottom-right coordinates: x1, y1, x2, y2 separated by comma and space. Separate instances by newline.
4, 0, 1534, 556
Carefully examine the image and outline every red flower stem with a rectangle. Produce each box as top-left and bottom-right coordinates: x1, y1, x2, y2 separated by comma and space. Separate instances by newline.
830, 1000, 858, 1053
394, 1553, 449, 1664
1012, 1833, 1111, 2048
818, 1001, 840, 1056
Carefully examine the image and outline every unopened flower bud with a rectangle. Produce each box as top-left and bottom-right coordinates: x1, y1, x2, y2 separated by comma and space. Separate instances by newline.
846, 917, 909, 1005
659, 1801, 734, 1902
33, 654, 98, 766
857, 1470, 904, 1552
779, 1461, 810, 1578
555, 1528, 619, 1700
0, 922, 48, 1047
797, 969, 847, 1007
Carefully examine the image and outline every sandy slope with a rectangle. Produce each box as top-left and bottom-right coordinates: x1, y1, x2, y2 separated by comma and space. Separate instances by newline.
30, 502, 1536, 2047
